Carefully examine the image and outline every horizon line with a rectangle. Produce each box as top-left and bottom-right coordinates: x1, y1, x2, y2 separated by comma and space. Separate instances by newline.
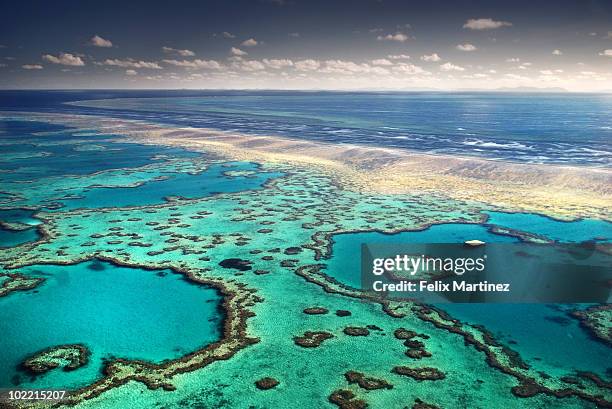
1, 88, 612, 94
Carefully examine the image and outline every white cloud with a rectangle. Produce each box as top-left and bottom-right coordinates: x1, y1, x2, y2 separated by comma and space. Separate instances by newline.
377, 32, 409, 42
506, 57, 520, 63
230, 47, 248, 56
463, 18, 512, 30
42, 52, 85, 66
187, 73, 205, 80
262, 58, 293, 69
317, 62, 381, 75
540, 70, 554, 75
222, 31, 236, 39
289, 32, 300, 37
125, 69, 137, 76
318, 60, 391, 75
392, 63, 427, 75
90, 35, 113, 48
242, 38, 258, 47
552, 49, 563, 55
235, 60, 266, 71
505, 73, 529, 80
440, 62, 465, 71
163, 59, 222, 69
371, 58, 393, 66
162, 47, 195, 57
370, 66, 391, 75
387, 54, 410, 60
102, 58, 162, 69
604, 31, 612, 39
420, 53, 441, 62
456, 43, 477, 51
22, 64, 43, 70
295, 59, 320, 71
598, 49, 612, 57
320, 60, 368, 74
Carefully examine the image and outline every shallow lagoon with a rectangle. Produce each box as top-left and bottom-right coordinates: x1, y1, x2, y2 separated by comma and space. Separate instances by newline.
48, 161, 283, 212
0, 209, 41, 248
0, 227, 40, 248
0, 119, 198, 182
485, 211, 612, 242
325, 216, 612, 379
0, 260, 223, 390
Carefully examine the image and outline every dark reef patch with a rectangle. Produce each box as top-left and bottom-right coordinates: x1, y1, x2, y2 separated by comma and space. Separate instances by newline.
392, 366, 446, 381
0, 272, 44, 297
293, 331, 334, 348
21, 344, 90, 375
328, 389, 367, 409
344, 370, 393, 390
255, 377, 279, 390
303, 307, 329, 315
343, 327, 370, 337
394, 328, 432, 360
219, 258, 253, 271
570, 304, 612, 346
412, 398, 441, 409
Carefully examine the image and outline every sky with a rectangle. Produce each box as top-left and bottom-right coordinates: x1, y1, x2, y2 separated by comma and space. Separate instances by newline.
1, 0, 611, 91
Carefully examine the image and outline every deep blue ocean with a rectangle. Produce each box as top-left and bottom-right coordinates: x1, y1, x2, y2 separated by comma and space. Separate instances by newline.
1, 90, 610, 167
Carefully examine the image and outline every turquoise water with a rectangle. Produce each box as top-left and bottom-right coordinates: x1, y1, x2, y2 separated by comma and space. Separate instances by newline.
0, 209, 41, 226
0, 96, 610, 404
0, 261, 223, 390
0, 161, 282, 246
325, 223, 517, 289
326, 214, 611, 289
47, 162, 283, 211
326, 215, 612, 378
0, 119, 284, 249
0, 209, 41, 248
0, 120, 199, 183
0, 227, 40, 248
485, 211, 612, 242
439, 303, 611, 378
